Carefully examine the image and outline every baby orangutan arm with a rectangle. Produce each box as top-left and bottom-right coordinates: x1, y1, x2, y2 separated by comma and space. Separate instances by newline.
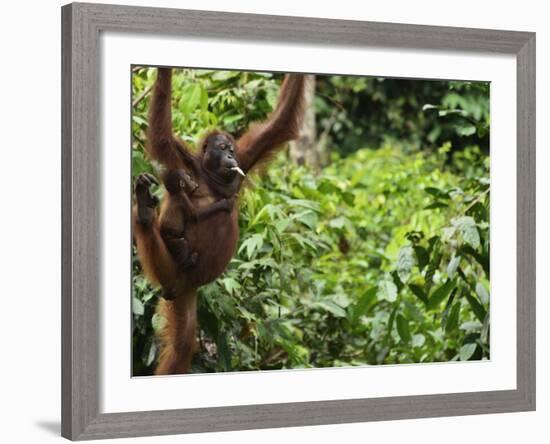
175, 192, 235, 223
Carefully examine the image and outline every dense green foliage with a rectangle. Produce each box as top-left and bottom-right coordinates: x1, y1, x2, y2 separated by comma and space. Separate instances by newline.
131, 67, 490, 375
316, 76, 489, 156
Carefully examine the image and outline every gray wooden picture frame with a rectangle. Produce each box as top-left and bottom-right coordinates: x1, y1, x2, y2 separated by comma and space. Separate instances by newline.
61, 2, 536, 440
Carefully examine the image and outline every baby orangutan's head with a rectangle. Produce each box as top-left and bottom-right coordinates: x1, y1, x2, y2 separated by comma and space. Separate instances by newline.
163, 169, 199, 195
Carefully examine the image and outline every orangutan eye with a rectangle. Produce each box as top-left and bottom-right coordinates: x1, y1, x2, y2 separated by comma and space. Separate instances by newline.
219, 143, 226, 150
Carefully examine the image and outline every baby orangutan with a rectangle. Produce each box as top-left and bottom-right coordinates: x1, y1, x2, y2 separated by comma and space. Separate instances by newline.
159, 169, 235, 299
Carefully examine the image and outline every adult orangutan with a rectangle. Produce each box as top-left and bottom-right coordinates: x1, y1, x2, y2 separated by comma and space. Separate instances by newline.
133, 68, 308, 374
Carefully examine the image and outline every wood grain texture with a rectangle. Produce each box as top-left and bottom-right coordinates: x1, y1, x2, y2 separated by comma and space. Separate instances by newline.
75, 390, 531, 440
62, 3, 101, 439
61, 4, 73, 438
516, 35, 536, 409
61, 2, 536, 440
75, 2, 531, 53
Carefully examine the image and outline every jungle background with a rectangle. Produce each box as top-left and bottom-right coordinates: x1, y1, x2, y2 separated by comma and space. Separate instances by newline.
131, 67, 490, 376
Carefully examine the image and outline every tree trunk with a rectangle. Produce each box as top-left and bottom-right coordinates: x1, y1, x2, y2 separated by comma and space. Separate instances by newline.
290, 75, 319, 168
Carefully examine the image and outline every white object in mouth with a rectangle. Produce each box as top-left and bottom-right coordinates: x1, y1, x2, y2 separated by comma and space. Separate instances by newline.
230, 166, 246, 177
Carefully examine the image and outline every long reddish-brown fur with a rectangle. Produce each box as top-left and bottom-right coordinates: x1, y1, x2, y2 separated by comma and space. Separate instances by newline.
155, 293, 198, 374
237, 74, 308, 173
132, 68, 308, 375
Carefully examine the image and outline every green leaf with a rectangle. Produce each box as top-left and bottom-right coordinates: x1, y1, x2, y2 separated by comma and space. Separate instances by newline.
424, 187, 450, 200
424, 202, 448, 210
396, 245, 415, 283
413, 246, 430, 271
425, 187, 445, 198
447, 255, 461, 279
378, 280, 398, 302
221, 277, 241, 295
464, 291, 487, 322
466, 201, 489, 222
427, 280, 455, 310
286, 199, 320, 211
274, 219, 290, 233
212, 70, 240, 81
441, 226, 457, 242
460, 321, 483, 331
132, 114, 148, 127
391, 271, 404, 293
197, 302, 219, 338
396, 314, 411, 342
422, 104, 439, 111
152, 313, 166, 333
439, 109, 463, 117
406, 231, 424, 244
238, 233, 264, 260
200, 87, 208, 112
459, 343, 477, 361
132, 296, 144, 316
412, 334, 426, 348
481, 313, 490, 344
315, 301, 347, 318
294, 210, 318, 229
145, 341, 157, 367
461, 245, 490, 277
476, 282, 490, 305
409, 284, 428, 304
290, 233, 318, 252
367, 254, 383, 269
452, 216, 480, 249
216, 333, 232, 371
352, 287, 378, 321
216, 293, 238, 317
221, 113, 244, 125
179, 83, 203, 115
329, 216, 347, 229
456, 124, 477, 136
445, 302, 460, 333
251, 203, 280, 225
424, 263, 440, 295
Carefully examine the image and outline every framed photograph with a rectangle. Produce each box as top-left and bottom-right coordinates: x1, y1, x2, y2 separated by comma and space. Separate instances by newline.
61, 2, 535, 440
